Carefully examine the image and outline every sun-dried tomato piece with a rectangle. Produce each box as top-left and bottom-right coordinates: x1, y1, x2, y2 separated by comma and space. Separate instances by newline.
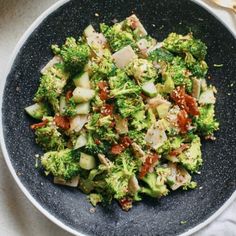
98, 81, 109, 101
111, 144, 124, 155
169, 144, 190, 157
95, 139, 101, 145
177, 110, 191, 134
101, 104, 114, 116
171, 86, 199, 117
185, 94, 199, 116
66, 90, 73, 101
171, 86, 188, 112
120, 136, 132, 148
139, 154, 159, 179
119, 197, 133, 211
30, 119, 48, 129
54, 115, 70, 130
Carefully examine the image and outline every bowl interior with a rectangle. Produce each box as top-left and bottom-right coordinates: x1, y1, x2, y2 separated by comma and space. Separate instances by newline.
2, 0, 236, 235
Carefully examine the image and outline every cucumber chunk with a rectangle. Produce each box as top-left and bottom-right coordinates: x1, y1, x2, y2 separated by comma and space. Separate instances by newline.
73, 87, 95, 103
59, 96, 66, 115
156, 103, 170, 118
84, 25, 96, 38
141, 81, 157, 97
75, 102, 90, 115
73, 72, 90, 88
74, 133, 87, 149
25, 103, 49, 119
79, 153, 96, 170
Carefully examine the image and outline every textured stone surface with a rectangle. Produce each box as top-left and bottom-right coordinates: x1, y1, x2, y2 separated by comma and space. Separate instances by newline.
2, 0, 236, 235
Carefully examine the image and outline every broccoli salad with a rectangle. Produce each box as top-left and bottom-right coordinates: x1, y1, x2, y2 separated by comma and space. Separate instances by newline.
25, 15, 219, 211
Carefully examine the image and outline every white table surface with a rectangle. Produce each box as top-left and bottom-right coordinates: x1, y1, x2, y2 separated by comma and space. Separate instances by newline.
0, 0, 236, 235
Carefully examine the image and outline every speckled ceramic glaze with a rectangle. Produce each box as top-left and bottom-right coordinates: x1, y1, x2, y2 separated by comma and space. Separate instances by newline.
1, 0, 236, 235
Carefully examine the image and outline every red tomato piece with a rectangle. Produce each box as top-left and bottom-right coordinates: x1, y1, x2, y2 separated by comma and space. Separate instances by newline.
66, 90, 73, 101
111, 144, 124, 155
177, 110, 191, 133
185, 94, 199, 116
54, 115, 70, 130
101, 104, 114, 116
120, 136, 132, 148
119, 197, 133, 211
171, 86, 188, 112
30, 119, 48, 129
98, 81, 109, 101
139, 154, 159, 179
169, 144, 190, 157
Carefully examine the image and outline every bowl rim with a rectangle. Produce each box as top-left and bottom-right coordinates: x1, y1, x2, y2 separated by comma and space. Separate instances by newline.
0, 0, 235, 235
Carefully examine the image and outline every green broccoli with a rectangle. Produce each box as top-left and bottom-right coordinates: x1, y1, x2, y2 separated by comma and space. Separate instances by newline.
34, 63, 69, 112
130, 110, 147, 131
25, 102, 51, 120
178, 136, 202, 172
100, 23, 135, 52
110, 80, 141, 97
105, 151, 138, 199
34, 117, 66, 151
89, 193, 103, 206
163, 33, 207, 60
41, 148, 80, 180
90, 57, 116, 77
141, 166, 170, 198
125, 58, 157, 83
53, 37, 90, 74
184, 52, 208, 78
116, 95, 145, 118
86, 113, 118, 143
148, 48, 174, 63
194, 104, 219, 137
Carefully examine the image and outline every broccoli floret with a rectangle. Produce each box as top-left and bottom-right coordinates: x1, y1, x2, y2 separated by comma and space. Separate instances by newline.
100, 23, 135, 52
184, 52, 208, 78
125, 58, 157, 83
105, 151, 138, 199
34, 64, 69, 112
90, 57, 116, 77
141, 167, 170, 198
89, 193, 103, 206
41, 148, 80, 180
128, 130, 147, 148
162, 57, 193, 92
109, 69, 141, 97
148, 48, 174, 63
194, 104, 219, 136
110, 80, 141, 97
130, 110, 147, 131
178, 136, 202, 172
86, 114, 118, 143
116, 95, 145, 118
34, 117, 66, 151
54, 37, 90, 74
163, 33, 207, 60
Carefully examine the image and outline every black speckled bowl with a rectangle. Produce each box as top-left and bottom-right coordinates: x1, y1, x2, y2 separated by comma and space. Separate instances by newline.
1, 0, 236, 235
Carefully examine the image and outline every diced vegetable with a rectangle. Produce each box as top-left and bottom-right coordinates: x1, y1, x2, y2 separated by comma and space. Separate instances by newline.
199, 87, 216, 105
79, 153, 96, 170
69, 115, 88, 132
112, 45, 137, 68
83, 25, 96, 38
141, 81, 157, 97
75, 102, 90, 115
156, 103, 171, 118
25, 103, 50, 119
72, 87, 95, 103
191, 77, 201, 99
40, 56, 62, 74
73, 72, 91, 88
74, 133, 87, 149
54, 176, 79, 187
